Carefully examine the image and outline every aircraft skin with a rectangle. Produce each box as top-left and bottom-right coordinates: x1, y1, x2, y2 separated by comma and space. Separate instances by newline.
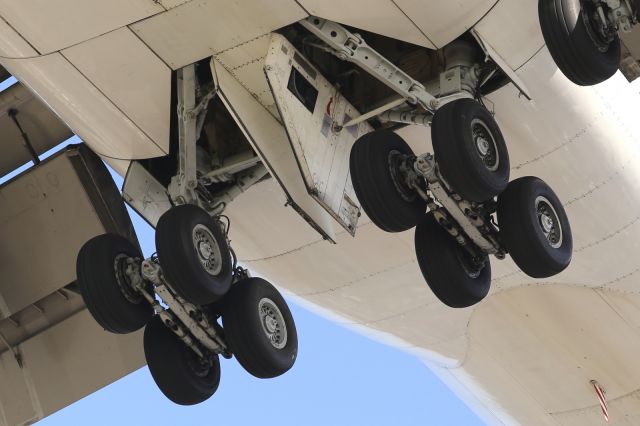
0, 0, 640, 424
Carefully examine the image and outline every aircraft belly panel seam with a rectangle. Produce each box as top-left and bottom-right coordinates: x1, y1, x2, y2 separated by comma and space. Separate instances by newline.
575, 215, 640, 253
213, 33, 271, 57
300, 259, 417, 297
511, 115, 602, 170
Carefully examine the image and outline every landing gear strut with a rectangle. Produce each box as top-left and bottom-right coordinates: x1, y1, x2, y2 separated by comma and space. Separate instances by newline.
303, 17, 574, 307
77, 58, 297, 403
76, 206, 298, 404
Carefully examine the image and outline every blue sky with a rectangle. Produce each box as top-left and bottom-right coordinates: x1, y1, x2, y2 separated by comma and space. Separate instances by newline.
0, 77, 482, 426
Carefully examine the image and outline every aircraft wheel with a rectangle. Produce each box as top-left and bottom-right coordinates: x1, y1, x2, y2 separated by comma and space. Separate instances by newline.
497, 176, 572, 278
222, 278, 298, 378
350, 129, 426, 232
76, 234, 152, 334
414, 214, 491, 308
432, 99, 510, 203
144, 315, 221, 405
156, 205, 232, 305
539, 0, 620, 86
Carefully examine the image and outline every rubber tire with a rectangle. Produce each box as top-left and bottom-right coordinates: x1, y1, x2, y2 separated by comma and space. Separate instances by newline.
497, 176, 573, 278
156, 205, 232, 305
77, 234, 152, 334
432, 99, 510, 203
414, 214, 491, 308
539, 0, 621, 86
222, 278, 298, 378
350, 129, 426, 232
144, 315, 221, 405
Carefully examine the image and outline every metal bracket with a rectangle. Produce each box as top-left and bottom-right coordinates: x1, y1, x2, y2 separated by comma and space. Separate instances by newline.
300, 17, 439, 112
130, 259, 229, 359
603, 0, 637, 32
168, 64, 200, 206
8, 108, 40, 166
470, 30, 532, 101
413, 153, 503, 255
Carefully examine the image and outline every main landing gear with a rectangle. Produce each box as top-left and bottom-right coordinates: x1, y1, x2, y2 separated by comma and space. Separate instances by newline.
300, 17, 574, 308
350, 99, 573, 308
76, 205, 298, 405
539, 0, 637, 85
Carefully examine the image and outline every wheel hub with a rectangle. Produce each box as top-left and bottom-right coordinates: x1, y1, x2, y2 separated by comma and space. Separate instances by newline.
113, 254, 144, 304
192, 224, 223, 276
535, 196, 563, 249
476, 137, 490, 156
185, 348, 212, 378
198, 240, 213, 259
258, 298, 287, 350
471, 119, 499, 172
388, 150, 418, 203
540, 214, 554, 233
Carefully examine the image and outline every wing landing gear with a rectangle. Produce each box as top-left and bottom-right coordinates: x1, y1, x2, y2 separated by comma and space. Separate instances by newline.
76, 206, 298, 405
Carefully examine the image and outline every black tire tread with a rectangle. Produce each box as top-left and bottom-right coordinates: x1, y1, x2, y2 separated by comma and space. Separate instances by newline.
156, 205, 232, 305
497, 176, 573, 278
222, 278, 297, 378
350, 130, 426, 232
432, 99, 510, 202
77, 234, 152, 334
144, 315, 221, 405
539, 0, 620, 86
414, 214, 491, 308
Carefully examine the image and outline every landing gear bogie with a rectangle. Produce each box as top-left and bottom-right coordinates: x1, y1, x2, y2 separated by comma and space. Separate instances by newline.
76, 206, 298, 405
349, 99, 573, 308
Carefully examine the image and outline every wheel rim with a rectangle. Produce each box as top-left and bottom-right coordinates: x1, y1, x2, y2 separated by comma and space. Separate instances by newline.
470, 119, 499, 172
258, 298, 288, 350
113, 254, 143, 304
535, 196, 563, 249
192, 224, 223, 276
388, 150, 417, 202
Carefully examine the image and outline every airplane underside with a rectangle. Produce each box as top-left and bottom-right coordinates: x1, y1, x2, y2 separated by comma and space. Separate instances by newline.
1, 0, 640, 424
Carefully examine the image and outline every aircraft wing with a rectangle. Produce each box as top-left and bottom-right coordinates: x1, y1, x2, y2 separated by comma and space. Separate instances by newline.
0, 78, 145, 425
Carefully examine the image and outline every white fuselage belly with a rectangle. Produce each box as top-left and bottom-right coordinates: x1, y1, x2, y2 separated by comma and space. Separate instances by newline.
1, 1, 639, 424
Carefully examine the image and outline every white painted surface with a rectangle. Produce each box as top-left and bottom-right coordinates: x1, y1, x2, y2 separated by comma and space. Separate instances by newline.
130, 0, 306, 69
216, 59, 338, 242
0, 16, 37, 58
394, 0, 497, 48
298, 0, 435, 48
0, 0, 163, 54
474, 0, 545, 70
63, 27, 171, 154
0, 53, 165, 160
265, 35, 365, 234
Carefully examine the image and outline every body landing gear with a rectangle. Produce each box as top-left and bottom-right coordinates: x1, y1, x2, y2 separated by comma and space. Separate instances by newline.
76, 205, 298, 405
350, 99, 573, 308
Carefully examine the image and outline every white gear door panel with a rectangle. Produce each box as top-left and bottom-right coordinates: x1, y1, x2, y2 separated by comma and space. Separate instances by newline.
264, 34, 368, 235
